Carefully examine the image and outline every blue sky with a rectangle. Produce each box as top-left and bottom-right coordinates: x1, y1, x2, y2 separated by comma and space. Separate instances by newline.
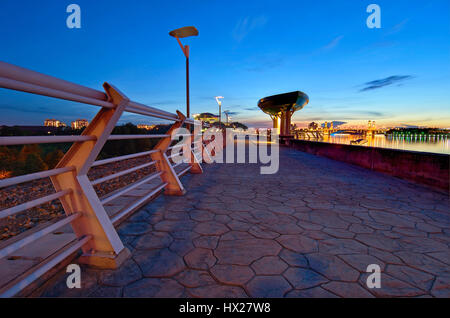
0, 0, 449, 128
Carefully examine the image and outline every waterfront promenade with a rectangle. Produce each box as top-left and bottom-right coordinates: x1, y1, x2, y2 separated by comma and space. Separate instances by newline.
38, 145, 450, 298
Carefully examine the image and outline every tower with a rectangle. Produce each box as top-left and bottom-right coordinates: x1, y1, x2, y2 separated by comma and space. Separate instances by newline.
258, 91, 309, 141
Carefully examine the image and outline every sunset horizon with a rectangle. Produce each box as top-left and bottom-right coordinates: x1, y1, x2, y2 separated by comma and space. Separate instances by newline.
1, 0, 449, 129
0, 0, 449, 304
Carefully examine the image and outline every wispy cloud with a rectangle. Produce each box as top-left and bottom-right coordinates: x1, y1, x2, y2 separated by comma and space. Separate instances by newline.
232, 15, 268, 42
224, 111, 240, 116
321, 35, 344, 51
362, 111, 385, 117
359, 75, 414, 92
397, 124, 420, 128
386, 19, 409, 35
360, 19, 409, 51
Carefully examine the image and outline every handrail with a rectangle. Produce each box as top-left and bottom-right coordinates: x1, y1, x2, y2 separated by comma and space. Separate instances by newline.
0, 135, 96, 146
100, 171, 163, 205
0, 77, 114, 108
177, 165, 192, 177
0, 235, 92, 298
172, 161, 185, 169
111, 183, 167, 224
0, 61, 107, 100
0, 189, 72, 219
168, 151, 186, 160
108, 134, 169, 140
0, 166, 75, 188
127, 101, 179, 121
0, 60, 205, 297
122, 105, 183, 122
90, 161, 157, 185
0, 212, 81, 259
167, 144, 184, 151
92, 150, 158, 167
0, 61, 197, 124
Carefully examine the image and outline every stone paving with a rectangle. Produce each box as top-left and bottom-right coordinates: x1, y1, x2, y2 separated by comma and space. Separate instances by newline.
41, 145, 450, 298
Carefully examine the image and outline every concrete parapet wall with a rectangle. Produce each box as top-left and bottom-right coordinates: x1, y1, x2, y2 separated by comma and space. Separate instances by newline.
290, 140, 449, 192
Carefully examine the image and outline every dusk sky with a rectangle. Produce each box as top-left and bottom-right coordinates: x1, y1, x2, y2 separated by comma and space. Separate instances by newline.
0, 0, 449, 128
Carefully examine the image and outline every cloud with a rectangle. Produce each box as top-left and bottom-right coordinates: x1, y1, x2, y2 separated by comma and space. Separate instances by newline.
305, 35, 344, 56
232, 15, 268, 42
363, 111, 384, 117
321, 35, 344, 50
223, 111, 239, 116
244, 107, 260, 111
359, 75, 413, 92
396, 124, 419, 128
386, 19, 409, 35
341, 110, 386, 117
359, 19, 408, 52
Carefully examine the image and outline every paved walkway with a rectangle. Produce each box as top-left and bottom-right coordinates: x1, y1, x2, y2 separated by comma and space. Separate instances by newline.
41, 145, 450, 297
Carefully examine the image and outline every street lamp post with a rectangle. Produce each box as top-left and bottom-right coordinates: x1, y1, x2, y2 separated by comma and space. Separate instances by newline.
169, 26, 199, 120
215, 96, 224, 126
223, 110, 231, 124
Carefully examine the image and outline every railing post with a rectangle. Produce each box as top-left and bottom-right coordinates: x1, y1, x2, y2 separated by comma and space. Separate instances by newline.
151, 111, 187, 196
189, 123, 203, 173
201, 140, 213, 164
49, 82, 131, 269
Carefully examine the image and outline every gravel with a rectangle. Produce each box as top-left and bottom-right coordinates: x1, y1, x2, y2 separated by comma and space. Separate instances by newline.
0, 156, 157, 241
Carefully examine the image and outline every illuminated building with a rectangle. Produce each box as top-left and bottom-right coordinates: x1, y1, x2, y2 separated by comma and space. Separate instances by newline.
71, 119, 89, 129
137, 124, 156, 130
44, 119, 66, 127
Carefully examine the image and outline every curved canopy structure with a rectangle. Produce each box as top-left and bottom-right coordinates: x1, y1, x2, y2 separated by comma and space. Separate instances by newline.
258, 91, 309, 136
258, 91, 309, 116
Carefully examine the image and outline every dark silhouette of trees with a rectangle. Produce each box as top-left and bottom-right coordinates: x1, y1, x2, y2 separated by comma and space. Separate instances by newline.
21, 153, 48, 175
45, 149, 65, 169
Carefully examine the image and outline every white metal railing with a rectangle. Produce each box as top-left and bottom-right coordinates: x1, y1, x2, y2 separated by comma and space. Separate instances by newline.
92, 150, 159, 167
0, 60, 207, 297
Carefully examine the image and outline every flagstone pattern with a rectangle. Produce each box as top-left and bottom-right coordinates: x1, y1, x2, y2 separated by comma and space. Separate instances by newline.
40, 147, 450, 298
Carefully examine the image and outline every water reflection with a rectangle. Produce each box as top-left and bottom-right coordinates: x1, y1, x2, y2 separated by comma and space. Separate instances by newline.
304, 134, 450, 154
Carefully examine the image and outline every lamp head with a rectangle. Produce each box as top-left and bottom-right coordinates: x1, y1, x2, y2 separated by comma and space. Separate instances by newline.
169, 26, 199, 38
215, 96, 224, 105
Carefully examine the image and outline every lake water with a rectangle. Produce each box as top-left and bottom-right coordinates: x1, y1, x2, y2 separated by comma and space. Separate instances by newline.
298, 134, 450, 155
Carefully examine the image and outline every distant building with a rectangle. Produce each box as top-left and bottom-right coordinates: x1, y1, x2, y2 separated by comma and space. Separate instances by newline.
71, 119, 89, 129
137, 124, 156, 130
44, 119, 66, 127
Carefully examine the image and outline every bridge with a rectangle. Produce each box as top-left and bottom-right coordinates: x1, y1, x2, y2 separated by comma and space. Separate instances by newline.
0, 62, 449, 298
